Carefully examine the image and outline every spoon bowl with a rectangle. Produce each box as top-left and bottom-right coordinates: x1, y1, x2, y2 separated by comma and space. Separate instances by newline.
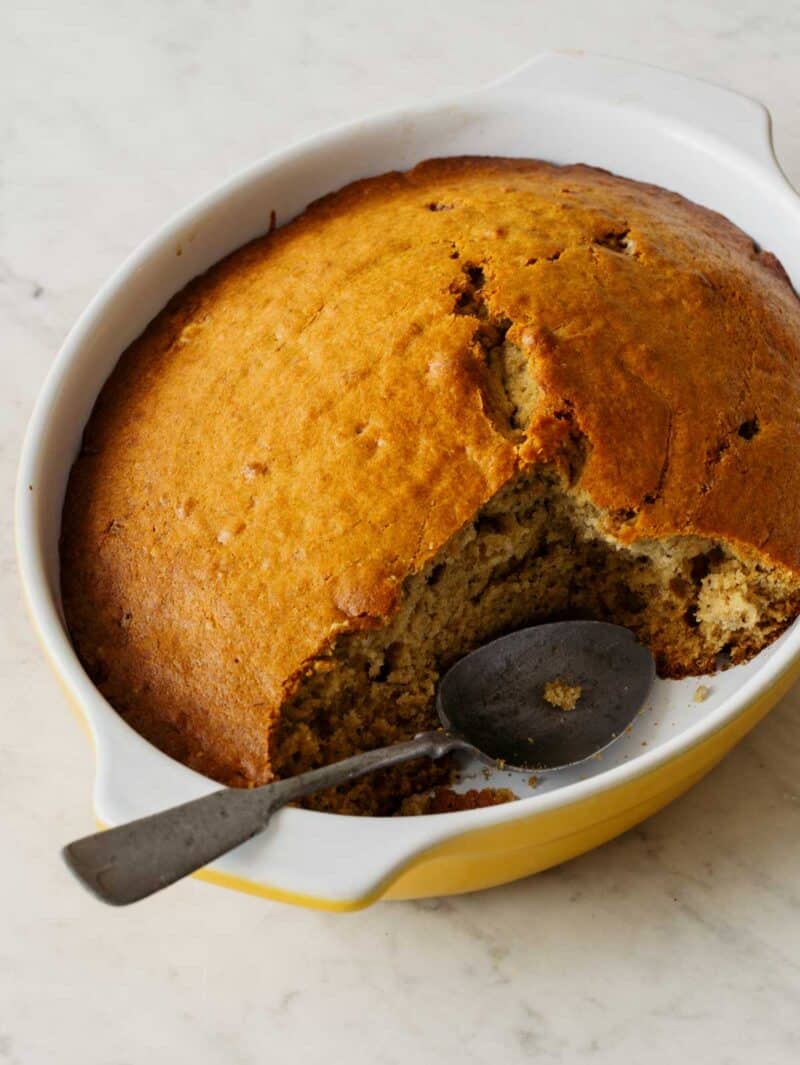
439, 620, 655, 770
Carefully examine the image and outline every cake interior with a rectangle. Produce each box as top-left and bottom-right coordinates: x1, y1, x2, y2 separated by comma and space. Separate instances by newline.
273, 462, 797, 815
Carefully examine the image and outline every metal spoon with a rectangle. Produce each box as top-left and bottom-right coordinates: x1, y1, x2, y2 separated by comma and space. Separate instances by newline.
63, 621, 654, 905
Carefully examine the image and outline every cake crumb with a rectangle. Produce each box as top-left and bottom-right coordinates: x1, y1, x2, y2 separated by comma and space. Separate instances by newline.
543, 678, 582, 711
398, 787, 517, 815
527, 775, 539, 788
693, 684, 711, 703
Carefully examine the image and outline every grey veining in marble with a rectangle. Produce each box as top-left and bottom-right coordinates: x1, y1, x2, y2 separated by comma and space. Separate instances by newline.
3, 1, 800, 1062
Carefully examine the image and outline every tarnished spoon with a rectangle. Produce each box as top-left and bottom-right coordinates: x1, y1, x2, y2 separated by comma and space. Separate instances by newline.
63, 620, 654, 905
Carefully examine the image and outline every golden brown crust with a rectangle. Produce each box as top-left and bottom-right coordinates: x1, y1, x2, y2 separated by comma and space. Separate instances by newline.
61, 156, 800, 785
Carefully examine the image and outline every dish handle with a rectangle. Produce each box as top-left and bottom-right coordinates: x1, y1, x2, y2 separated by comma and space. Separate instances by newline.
491, 51, 781, 178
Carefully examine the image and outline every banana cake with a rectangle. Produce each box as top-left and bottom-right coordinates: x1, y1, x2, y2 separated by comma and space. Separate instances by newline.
60, 157, 800, 814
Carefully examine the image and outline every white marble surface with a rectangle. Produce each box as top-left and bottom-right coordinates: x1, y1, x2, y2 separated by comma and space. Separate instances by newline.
4, 1, 800, 1062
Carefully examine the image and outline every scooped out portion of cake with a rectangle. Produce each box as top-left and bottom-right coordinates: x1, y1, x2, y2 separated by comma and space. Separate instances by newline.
60, 157, 800, 815
270, 467, 798, 812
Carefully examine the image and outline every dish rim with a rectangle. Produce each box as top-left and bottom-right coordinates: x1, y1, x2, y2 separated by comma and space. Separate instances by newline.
16, 50, 800, 906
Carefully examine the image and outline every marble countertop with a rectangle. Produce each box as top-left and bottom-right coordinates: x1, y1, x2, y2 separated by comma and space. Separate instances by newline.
3, 1, 800, 1062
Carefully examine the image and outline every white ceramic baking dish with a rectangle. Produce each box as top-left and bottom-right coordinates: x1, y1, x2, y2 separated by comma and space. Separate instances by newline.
17, 52, 800, 909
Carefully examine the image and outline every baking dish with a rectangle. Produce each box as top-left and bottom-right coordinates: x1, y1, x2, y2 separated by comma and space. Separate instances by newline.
16, 52, 800, 910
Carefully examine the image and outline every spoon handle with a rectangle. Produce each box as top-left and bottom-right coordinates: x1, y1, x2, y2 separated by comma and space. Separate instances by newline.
62, 730, 466, 906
